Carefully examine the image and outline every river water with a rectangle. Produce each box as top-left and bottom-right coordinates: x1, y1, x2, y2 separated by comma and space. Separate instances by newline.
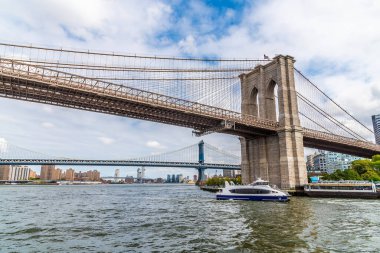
0, 184, 379, 253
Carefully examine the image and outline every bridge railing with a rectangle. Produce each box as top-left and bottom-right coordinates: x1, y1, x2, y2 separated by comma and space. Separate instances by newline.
0, 58, 278, 130
303, 128, 380, 152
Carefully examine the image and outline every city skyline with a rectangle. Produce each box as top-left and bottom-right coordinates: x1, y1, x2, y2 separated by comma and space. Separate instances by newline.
0, 0, 380, 178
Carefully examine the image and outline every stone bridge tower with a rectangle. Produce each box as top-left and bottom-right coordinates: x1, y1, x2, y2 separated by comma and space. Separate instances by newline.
239, 55, 307, 190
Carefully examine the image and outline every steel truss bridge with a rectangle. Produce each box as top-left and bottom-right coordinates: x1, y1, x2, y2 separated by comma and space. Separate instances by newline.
0, 43, 379, 159
0, 141, 240, 174
0, 159, 239, 170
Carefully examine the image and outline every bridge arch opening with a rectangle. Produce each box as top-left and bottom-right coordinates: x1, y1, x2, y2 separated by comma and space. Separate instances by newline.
265, 80, 279, 122
249, 87, 259, 117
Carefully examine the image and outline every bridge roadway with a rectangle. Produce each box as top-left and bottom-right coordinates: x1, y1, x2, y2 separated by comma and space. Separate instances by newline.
0, 159, 240, 170
0, 59, 379, 158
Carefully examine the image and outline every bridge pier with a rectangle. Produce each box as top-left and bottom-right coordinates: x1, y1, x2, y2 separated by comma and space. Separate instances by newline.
239, 55, 307, 190
196, 167, 206, 185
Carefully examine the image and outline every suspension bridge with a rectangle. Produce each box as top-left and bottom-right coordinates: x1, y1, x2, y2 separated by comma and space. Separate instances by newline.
0, 140, 240, 182
0, 43, 379, 189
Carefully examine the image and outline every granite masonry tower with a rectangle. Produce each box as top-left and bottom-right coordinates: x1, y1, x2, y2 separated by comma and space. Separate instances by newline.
239, 55, 307, 189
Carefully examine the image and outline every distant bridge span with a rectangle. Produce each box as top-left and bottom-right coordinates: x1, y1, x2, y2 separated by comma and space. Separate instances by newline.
0, 159, 240, 170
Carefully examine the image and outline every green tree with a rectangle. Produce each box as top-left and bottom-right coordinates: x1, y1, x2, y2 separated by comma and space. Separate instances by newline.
372, 155, 380, 162
361, 169, 380, 181
351, 160, 372, 175
205, 176, 241, 187
342, 169, 362, 180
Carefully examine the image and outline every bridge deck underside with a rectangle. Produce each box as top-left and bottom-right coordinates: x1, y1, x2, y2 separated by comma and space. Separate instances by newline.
0, 74, 275, 137
303, 135, 378, 158
0, 71, 379, 158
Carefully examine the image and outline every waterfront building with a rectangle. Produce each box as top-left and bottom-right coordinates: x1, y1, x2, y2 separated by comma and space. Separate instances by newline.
0, 165, 31, 181
40, 165, 59, 180
125, 176, 134, 184
137, 167, 145, 183
223, 170, 235, 178
372, 114, 380, 144
306, 154, 316, 171
325, 153, 361, 174
167, 174, 171, 183
171, 174, 175, 183
115, 169, 120, 178
29, 170, 37, 179
65, 168, 75, 181
193, 175, 198, 182
74, 170, 101, 181
87, 170, 100, 181
0, 165, 10, 180
311, 150, 361, 174
141, 167, 146, 179
178, 174, 183, 183
155, 178, 164, 183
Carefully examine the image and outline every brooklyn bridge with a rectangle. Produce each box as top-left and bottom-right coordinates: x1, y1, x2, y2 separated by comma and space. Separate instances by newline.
0, 43, 379, 189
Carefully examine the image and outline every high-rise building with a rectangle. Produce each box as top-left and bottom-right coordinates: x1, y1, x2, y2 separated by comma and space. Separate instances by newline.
74, 170, 100, 181
311, 150, 361, 174
223, 170, 235, 178
306, 153, 316, 172
171, 174, 175, 183
40, 165, 56, 180
372, 114, 380, 144
193, 175, 198, 182
65, 168, 75, 181
167, 174, 171, 183
115, 169, 120, 178
0, 165, 11, 180
0, 165, 30, 181
29, 170, 37, 179
141, 167, 146, 179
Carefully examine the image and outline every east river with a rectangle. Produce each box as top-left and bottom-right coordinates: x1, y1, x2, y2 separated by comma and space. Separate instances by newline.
0, 185, 379, 252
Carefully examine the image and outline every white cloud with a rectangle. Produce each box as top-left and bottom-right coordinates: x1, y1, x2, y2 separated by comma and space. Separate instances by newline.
98, 136, 115, 145
146, 140, 166, 149
0, 137, 8, 152
42, 105, 54, 113
41, 122, 55, 128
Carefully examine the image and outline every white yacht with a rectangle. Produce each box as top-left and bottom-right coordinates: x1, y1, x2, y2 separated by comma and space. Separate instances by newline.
216, 178, 289, 202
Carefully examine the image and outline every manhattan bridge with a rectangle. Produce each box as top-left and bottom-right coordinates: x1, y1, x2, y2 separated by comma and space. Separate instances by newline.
0, 43, 379, 189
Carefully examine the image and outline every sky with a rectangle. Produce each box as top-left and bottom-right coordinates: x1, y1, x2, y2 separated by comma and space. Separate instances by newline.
0, 0, 379, 178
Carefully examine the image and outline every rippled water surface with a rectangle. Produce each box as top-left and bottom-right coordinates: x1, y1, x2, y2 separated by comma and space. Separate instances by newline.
1, 184, 379, 252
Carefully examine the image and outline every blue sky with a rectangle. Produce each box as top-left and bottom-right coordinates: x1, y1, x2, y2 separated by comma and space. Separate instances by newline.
0, 0, 379, 177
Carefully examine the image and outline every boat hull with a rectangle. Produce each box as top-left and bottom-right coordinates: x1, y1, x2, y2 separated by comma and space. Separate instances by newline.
216, 194, 289, 202
304, 191, 380, 199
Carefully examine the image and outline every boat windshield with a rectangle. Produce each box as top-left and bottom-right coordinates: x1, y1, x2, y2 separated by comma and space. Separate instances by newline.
252, 181, 269, 186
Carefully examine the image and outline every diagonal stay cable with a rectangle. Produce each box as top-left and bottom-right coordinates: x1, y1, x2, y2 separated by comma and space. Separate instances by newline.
296, 92, 367, 141
295, 68, 374, 134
